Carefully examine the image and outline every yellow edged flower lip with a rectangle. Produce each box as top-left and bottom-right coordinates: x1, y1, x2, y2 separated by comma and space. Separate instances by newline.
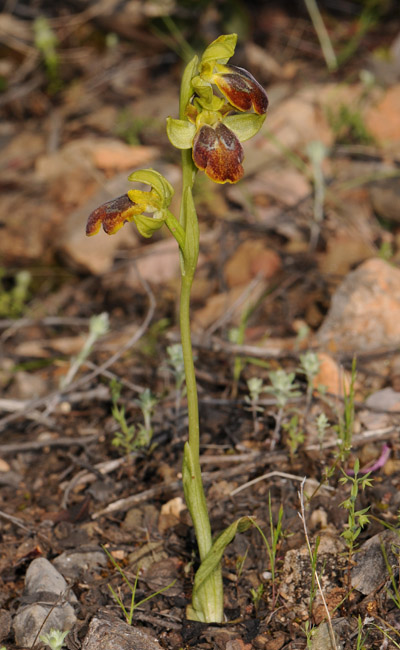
213, 64, 269, 116
192, 122, 244, 184
86, 193, 141, 236
86, 169, 173, 237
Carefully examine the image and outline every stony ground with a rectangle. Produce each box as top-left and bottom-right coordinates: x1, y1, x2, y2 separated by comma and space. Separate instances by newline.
1, 2, 400, 649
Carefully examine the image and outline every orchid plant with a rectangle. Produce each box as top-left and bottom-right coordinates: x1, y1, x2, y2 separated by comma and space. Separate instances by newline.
86, 34, 268, 623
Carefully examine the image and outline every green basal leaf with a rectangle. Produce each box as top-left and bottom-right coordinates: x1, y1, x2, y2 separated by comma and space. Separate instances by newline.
127, 169, 174, 205
223, 113, 266, 142
192, 516, 253, 599
166, 118, 196, 150
133, 213, 166, 238
200, 34, 237, 66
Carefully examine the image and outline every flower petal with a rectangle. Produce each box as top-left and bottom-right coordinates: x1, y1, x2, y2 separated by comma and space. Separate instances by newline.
213, 65, 268, 115
192, 123, 244, 184
86, 194, 140, 236
223, 113, 266, 142
166, 117, 196, 149
127, 168, 174, 205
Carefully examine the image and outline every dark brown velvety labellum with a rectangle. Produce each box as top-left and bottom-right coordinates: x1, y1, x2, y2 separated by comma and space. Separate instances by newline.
86, 194, 137, 236
192, 122, 244, 184
215, 65, 269, 115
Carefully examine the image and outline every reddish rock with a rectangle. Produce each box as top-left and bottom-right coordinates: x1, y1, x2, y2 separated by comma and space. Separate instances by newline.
317, 258, 400, 353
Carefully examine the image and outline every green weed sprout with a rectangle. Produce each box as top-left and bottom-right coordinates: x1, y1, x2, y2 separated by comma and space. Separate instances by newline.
334, 358, 357, 463
134, 388, 158, 446
380, 538, 400, 609
282, 413, 304, 461
355, 615, 369, 650
264, 369, 301, 449
339, 459, 373, 582
86, 34, 268, 623
253, 493, 284, 609
103, 546, 176, 625
315, 411, 330, 448
0, 269, 31, 318
110, 382, 157, 453
299, 351, 320, 407
39, 629, 69, 650
245, 377, 265, 435
110, 379, 136, 454
250, 583, 265, 613
33, 16, 61, 93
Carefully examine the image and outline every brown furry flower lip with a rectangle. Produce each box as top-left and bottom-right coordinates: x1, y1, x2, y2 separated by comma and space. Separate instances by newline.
86, 194, 139, 236
192, 122, 244, 184
214, 65, 269, 116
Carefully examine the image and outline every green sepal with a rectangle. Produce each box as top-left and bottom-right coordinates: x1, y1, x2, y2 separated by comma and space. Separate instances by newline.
133, 213, 166, 239
127, 169, 174, 205
166, 118, 196, 150
200, 33, 237, 66
223, 113, 266, 142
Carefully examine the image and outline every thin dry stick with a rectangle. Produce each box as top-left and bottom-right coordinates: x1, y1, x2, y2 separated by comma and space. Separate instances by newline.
0, 269, 155, 432
0, 434, 98, 455
298, 477, 338, 650
230, 470, 334, 497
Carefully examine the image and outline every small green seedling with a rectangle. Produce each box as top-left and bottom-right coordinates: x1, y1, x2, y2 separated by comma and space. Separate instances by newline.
380, 539, 400, 609
134, 388, 158, 447
355, 615, 369, 650
0, 269, 31, 318
33, 16, 61, 93
110, 379, 136, 454
315, 411, 330, 448
339, 459, 373, 583
39, 629, 69, 650
253, 493, 284, 609
250, 582, 265, 613
299, 351, 320, 413
264, 369, 301, 449
103, 546, 176, 625
245, 377, 265, 435
282, 413, 304, 461
110, 381, 158, 453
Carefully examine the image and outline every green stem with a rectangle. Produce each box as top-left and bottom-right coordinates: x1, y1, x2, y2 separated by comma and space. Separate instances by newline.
180, 275, 200, 463
179, 147, 223, 623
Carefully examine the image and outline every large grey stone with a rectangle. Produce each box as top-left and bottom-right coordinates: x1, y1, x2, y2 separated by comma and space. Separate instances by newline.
81, 617, 163, 650
13, 558, 77, 647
